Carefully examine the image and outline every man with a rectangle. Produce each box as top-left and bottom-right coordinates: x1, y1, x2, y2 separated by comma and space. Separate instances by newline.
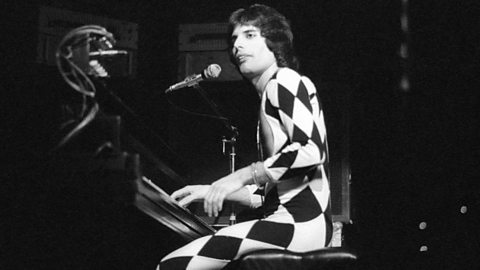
158, 4, 332, 269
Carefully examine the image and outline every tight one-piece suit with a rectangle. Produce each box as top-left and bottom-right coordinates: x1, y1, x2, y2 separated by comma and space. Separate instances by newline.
158, 66, 332, 270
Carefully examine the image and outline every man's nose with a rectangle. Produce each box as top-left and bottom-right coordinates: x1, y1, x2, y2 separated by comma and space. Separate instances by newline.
233, 37, 244, 51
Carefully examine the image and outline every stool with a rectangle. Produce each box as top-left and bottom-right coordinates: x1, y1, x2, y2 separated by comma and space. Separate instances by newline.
224, 247, 357, 270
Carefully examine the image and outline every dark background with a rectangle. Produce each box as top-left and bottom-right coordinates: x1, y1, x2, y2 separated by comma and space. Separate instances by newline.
2, 0, 479, 269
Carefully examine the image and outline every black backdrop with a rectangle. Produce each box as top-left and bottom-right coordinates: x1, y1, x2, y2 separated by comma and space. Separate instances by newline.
2, 0, 479, 269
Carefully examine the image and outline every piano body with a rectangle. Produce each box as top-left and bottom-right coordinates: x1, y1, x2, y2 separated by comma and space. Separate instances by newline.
58, 111, 217, 239
6, 111, 216, 270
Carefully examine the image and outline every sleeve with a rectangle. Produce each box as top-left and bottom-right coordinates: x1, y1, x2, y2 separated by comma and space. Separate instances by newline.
245, 184, 263, 208
261, 68, 328, 182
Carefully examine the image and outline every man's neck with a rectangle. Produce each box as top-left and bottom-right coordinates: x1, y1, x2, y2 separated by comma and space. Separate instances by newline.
252, 63, 279, 95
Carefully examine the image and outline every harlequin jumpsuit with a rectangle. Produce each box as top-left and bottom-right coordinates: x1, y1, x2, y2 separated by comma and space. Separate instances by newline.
158, 66, 332, 270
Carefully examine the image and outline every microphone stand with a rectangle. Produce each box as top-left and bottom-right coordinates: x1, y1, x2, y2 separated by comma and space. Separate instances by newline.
192, 83, 239, 226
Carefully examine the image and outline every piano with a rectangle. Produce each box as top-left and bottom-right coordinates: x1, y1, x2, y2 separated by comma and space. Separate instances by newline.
56, 110, 218, 241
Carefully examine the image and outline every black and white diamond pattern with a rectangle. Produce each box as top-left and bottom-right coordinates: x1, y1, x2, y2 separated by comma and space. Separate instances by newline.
158, 68, 332, 270
262, 68, 327, 181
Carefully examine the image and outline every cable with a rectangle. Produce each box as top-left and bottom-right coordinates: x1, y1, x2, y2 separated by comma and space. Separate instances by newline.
52, 25, 116, 152
53, 101, 99, 151
165, 93, 230, 122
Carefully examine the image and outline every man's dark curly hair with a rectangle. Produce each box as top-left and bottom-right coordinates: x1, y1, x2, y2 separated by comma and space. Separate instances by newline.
229, 4, 299, 71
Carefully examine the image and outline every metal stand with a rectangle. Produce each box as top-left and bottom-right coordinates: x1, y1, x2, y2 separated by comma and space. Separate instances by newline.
222, 135, 237, 225
193, 84, 239, 225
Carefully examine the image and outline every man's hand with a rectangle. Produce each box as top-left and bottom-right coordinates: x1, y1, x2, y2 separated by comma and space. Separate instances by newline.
203, 176, 245, 217
171, 166, 252, 217
171, 185, 209, 208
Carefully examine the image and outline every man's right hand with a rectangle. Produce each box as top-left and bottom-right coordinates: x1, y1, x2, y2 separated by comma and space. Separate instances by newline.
170, 185, 209, 208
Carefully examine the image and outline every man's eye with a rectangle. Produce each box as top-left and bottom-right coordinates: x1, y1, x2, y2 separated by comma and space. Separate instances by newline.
247, 33, 255, 39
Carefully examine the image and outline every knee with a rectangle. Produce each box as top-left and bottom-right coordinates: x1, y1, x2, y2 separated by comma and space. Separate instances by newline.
156, 258, 168, 270
156, 258, 173, 270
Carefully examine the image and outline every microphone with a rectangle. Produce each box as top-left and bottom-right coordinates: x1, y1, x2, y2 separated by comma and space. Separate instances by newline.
165, 64, 221, 93
89, 50, 128, 56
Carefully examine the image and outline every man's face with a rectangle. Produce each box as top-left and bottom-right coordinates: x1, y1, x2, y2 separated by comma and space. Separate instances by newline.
231, 24, 276, 79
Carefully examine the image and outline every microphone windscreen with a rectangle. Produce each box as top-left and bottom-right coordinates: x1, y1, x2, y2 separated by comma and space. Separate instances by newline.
205, 64, 222, 79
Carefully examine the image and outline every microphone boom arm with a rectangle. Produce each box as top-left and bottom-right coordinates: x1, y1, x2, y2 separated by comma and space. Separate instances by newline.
192, 84, 239, 138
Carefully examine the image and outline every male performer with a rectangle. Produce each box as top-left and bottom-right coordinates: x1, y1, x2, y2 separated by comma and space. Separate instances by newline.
158, 4, 332, 269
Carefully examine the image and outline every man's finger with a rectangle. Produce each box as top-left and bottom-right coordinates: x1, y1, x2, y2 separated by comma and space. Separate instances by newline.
178, 195, 194, 208
204, 192, 213, 217
171, 186, 191, 200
